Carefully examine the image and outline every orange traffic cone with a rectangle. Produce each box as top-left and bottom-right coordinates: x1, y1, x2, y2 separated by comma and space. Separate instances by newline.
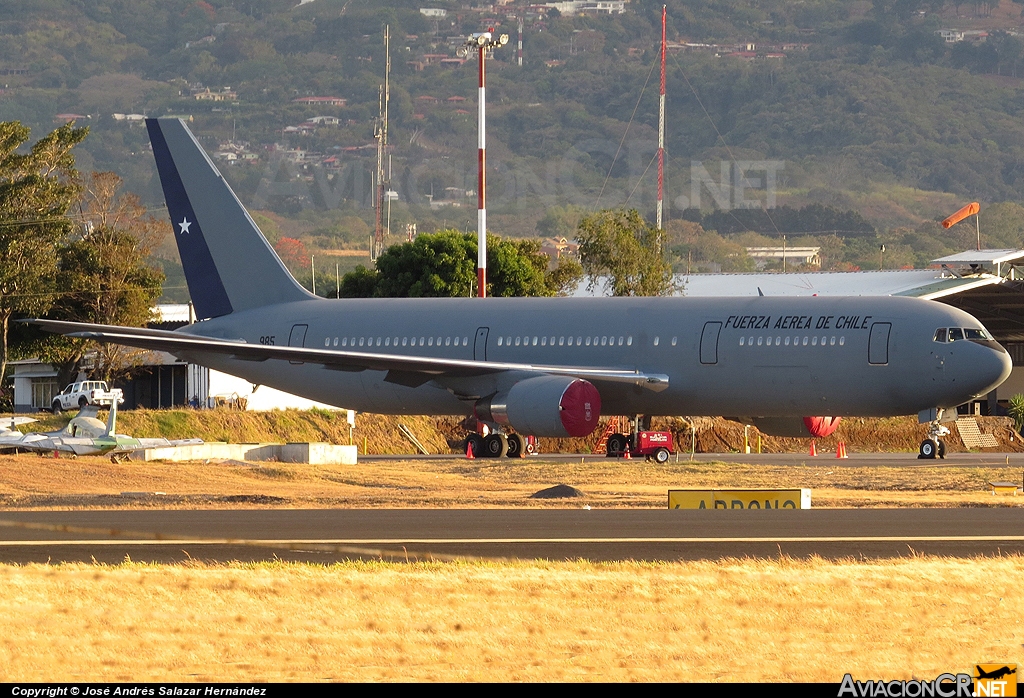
809, 441, 817, 457
465, 440, 475, 459
623, 443, 631, 459
836, 442, 848, 459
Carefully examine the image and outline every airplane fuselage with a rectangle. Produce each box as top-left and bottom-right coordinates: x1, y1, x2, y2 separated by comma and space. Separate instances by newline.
179, 294, 1010, 419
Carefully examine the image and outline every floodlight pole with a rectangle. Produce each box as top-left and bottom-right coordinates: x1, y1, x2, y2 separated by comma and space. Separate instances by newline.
460, 29, 508, 298
477, 42, 487, 297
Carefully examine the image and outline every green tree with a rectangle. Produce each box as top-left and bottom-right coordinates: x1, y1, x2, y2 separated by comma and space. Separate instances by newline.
338, 230, 580, 298
576, 209, 674, 296
39, 171, 167, 386
0, 120, 88, 385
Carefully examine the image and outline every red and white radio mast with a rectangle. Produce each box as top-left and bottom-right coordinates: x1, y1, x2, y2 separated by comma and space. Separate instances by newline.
657, 5, 666, 230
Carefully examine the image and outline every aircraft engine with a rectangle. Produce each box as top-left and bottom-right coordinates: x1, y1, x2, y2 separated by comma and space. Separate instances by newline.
474, 376, 601, 438
746, 416, 842, 438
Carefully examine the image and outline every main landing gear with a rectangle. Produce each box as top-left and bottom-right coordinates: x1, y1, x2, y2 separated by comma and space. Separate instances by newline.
465, 431, 536, 459
918, 414, 950, 460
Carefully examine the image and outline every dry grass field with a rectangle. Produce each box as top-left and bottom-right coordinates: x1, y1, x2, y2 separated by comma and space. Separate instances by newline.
0, 451, 1021, 509
0, 556, 1020, 682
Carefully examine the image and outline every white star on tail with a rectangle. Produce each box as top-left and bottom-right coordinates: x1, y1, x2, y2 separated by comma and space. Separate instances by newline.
178, 217, 192, 235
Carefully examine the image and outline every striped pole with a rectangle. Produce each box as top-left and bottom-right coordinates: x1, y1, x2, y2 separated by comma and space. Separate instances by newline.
657, 4, 666, 230
477, 43, 487, 298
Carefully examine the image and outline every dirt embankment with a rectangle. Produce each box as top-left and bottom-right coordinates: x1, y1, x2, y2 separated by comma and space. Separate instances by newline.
18, 409, 1023, 456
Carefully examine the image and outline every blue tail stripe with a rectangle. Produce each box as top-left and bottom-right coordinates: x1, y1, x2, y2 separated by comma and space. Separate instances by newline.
147, 119, 233, 319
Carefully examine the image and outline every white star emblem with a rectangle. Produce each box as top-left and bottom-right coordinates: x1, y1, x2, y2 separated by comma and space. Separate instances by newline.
178, 217, 192, 235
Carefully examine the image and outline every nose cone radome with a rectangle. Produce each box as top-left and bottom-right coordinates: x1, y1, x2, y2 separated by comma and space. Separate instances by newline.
969, 342, 1012, 398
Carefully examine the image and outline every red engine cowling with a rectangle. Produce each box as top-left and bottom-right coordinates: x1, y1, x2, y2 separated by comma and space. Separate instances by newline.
802, 416, 841, 438
747, 416, 842, 438
474, 376, 601, 438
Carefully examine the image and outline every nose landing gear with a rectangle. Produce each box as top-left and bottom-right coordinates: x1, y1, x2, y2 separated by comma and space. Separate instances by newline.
919, 421, 950, 460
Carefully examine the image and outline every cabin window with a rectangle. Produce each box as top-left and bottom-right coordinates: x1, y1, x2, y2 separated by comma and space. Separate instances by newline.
497, 337, 503, 346
785, 337, 790, 346
627, 336, 633, 346
325, 338, 330, 347
757, 336, 763, 346
740, 337, 745, 346
585, 337, 591, 346
811, 337, 817, 346
766, 337, 772, 346
567, 337, 574, 346
839, 337, 845, 346
802, 337, 808, 346
559, 337, 565, 346
359, 338, 365, 347
541, 337, 547, 346
600, 336, 607, 346
653, 336, 660, 346
670, 337, 677, 346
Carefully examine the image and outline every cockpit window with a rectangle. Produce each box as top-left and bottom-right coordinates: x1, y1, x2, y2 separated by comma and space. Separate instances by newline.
935, 327, 995, 342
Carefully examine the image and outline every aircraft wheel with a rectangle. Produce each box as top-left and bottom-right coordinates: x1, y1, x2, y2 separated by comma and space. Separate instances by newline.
919, 439, 938, 459
51, 401, 62, 415
653, 447, 671, 464
483, 433, 508, 458
506, 434, 526, 458
938, 440, 946, 459
606, 433, 628, 457
465, 434, 484, 457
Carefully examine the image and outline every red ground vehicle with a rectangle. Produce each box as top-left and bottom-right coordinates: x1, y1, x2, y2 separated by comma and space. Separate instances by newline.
606, 430, 673, 463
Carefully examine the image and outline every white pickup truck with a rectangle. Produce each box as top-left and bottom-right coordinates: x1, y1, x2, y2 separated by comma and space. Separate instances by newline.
51, 381, 124, 413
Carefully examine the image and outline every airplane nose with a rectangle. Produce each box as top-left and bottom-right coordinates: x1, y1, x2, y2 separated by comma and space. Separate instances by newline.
969, 343, 1012, 397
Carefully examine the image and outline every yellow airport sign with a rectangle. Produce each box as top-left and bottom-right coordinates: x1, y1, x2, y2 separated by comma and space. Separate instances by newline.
668, 488, 811, 510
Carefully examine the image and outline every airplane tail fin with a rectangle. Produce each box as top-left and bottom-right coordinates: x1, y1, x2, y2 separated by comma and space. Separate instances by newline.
104, 400, 117, 437
145, 118, 313, 320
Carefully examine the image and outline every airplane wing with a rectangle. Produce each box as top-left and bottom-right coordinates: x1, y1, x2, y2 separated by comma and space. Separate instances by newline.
27, 319, 669, 392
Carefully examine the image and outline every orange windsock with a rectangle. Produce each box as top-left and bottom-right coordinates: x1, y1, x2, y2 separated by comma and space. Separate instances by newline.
942, 202, 980, 228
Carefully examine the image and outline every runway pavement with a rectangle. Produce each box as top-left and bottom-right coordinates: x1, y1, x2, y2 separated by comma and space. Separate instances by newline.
0, 508, 1022, 563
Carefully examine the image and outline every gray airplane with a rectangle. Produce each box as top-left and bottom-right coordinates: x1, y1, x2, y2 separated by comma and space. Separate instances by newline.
31, 118, 1011, 459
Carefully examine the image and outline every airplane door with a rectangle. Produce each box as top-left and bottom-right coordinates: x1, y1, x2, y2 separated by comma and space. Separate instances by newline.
474, 327, 489, 361
289, 324, 308, 365
700, 321, 722, 365
868, 322, 891, 365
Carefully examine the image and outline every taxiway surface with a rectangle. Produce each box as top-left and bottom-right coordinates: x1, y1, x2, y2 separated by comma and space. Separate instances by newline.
0, 508, 1022, 563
